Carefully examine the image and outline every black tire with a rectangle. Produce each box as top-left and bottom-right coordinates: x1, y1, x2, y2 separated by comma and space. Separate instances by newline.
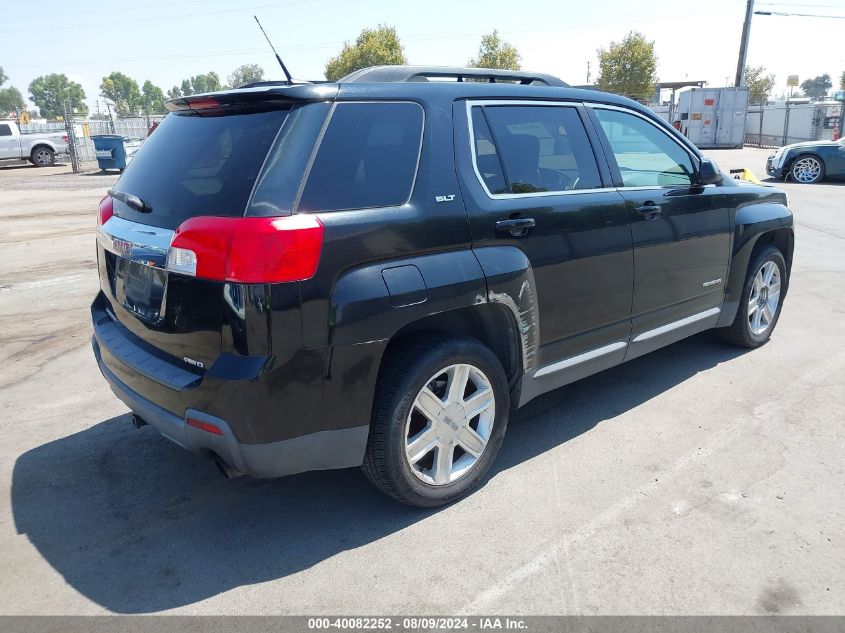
362, 335, 509, 507
718, 244, 788, 348
30, 146, 55, 167
788, 153, 825, 184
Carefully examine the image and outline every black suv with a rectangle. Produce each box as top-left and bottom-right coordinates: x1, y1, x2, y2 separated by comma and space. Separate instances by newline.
92, 66, 793, 506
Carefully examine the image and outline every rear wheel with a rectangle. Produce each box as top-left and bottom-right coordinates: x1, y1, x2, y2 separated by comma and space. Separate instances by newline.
30, 146, 55, 167
363, 335, 509, 507
718, 245, 787, 348
790, 154, 824, 183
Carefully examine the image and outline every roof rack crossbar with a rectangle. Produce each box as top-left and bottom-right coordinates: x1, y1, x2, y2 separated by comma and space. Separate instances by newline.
339, 65, 568, 87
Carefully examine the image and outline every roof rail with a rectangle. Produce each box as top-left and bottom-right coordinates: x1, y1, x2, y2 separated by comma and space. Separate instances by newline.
339, 65, 568, 87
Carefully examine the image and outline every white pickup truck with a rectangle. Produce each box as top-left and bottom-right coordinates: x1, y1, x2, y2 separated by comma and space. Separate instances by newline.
0, 120, 70, 167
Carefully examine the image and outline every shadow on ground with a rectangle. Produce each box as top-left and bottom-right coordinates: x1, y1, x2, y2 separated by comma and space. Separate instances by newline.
12, 332, 747, 613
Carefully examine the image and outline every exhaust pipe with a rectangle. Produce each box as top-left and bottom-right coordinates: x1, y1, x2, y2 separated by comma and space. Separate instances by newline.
130, 413, 147, 429
212, 455, 243, 480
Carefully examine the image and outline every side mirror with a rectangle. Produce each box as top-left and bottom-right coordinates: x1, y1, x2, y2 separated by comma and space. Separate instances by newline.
698, 158, 723, 185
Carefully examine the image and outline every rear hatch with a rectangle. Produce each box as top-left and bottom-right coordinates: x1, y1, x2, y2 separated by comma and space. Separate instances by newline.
96, 102, 291, 373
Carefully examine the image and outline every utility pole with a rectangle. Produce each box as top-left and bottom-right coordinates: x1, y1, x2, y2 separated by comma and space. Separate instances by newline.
735, 0, 755, 87
586, 61, 591, 85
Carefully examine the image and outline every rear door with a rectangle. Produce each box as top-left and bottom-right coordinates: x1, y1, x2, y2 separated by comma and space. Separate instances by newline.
456, 100, 633, 384
588, 105, 731, 357
0, 124, 18, 159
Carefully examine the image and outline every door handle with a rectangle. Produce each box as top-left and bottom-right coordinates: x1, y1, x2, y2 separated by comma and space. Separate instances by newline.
634, 203, 662, 220
496, 217, 535, 237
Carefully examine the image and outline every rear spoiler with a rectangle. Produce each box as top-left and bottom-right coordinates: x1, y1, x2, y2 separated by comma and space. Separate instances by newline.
165, 84, 338, 113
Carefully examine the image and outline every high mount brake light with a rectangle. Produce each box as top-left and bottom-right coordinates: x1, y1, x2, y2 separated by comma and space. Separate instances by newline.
167, 215, 324, 284
98, 195, 114, 226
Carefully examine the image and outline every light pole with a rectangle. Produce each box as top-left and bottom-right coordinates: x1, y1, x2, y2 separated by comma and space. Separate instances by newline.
735, 0, 755, 87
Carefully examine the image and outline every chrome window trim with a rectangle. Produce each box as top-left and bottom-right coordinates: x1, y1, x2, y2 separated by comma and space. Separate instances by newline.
586, 102, 702, 166
465, 99, 612, 200
632, 307, 721, 343
294, 100, 426, 214
533, 341, 628, 379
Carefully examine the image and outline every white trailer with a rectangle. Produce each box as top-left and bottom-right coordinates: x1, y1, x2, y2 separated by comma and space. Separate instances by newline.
674, 87, 749, 149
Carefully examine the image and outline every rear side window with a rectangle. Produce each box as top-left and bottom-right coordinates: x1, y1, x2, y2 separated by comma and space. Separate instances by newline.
297, 102, 423, 212
473, 105, 602, 194
112, 109, 289, 229
470, 108, 507, 194
593, 108, 694, 187
0, 124, 11, 136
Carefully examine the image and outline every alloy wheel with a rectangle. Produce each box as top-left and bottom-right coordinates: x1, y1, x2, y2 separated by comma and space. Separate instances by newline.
748, 261, 781, 335
404, 363, 495, 486
792, 156, 821, 183
34, 149, 52, 166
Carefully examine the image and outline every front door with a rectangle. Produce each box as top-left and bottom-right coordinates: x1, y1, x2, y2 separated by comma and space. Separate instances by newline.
0, 124, 18, 159
455, 100, 633, 393
589, 106, 732, 358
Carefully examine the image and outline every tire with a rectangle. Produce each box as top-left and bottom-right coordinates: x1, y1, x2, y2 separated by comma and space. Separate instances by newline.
789, 154, 825, 184
362, 335, 510, 507
718, 244, 787, 348
30, 146, 55, 167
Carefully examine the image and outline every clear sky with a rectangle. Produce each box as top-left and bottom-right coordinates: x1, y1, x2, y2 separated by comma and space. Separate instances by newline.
1, 0, 843, 113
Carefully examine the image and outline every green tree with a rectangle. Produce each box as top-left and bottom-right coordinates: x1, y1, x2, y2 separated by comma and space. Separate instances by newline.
0, 66, 26, 114
744, 65, 776, 105
800, 74, 832, 101
228, 64, 265, 88
596, 31, 658, 101
100, 72, 142, 117
180, 79, 193, 96
840, 70, 845, 90
179, 72, 223, 95
166, 85, 182, 100
325, 25, 407, 81
140, 80, 166, 114
28, 73, 87, 118
468, 30, 521, 70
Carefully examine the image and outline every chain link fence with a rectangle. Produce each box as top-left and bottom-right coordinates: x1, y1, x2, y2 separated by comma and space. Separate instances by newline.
21, 113, 166, 172
744, 103, 841, 148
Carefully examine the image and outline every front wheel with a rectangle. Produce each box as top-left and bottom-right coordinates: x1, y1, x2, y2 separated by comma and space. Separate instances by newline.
718, 245, 787, 348
30, 146, 55, 167
790, 154, 824, 183
363, 336, 509, 507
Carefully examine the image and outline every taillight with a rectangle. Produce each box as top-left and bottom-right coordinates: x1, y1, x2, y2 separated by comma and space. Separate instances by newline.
62, 135, 69, 143
167, 215, 324, 283
98, 195, 113, 226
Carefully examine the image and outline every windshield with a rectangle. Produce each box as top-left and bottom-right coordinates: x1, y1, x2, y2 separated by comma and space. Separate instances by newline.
112, 108, 289, 230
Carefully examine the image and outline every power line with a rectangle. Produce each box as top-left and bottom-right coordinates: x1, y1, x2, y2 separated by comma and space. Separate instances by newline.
755, 9, 845, 15
3, 0, 208, 22
0, 0, 316, 33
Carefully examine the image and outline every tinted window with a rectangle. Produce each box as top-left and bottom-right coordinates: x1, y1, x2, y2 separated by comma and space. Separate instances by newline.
297, 102, 423, 212
0, 124, 11, 136
113, 109, 289, 229
594, 108, 694, 187
470, 108, 507, 194
480, 105, 602, 194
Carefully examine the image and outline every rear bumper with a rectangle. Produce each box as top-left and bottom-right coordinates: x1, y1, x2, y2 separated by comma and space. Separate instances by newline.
93, 336, 369, 478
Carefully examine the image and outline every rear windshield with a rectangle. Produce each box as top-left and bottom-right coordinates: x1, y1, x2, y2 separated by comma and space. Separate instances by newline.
112, 108, 289, 229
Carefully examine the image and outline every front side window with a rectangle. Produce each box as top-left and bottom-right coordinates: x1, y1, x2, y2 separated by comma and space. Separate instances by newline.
471, 104, 602, 195
297, 102, 423, 212
0, 124, 11, 136
593, 108, 695, 187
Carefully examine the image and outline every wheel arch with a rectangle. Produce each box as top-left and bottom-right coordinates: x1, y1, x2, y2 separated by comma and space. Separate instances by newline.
717, 205, 794, 328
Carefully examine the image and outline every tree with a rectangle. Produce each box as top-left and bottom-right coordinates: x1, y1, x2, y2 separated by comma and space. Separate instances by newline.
596, 31, 658, 101
228, 64, 265, 88
0, 66, 26, 115
141, 80, 166, 114
28, 73, 87, 118
167, 85, 182, 100
325, 25, 407, 81
100, 72, 142, 117
800, 74, 832, 101
468, 30, 521, 70
179, 72, 223, 96
840, 71, 845, 90
744, 65, 776, 105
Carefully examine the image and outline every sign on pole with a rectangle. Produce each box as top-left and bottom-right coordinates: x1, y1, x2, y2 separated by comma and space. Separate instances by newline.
786, 75, 799, 87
